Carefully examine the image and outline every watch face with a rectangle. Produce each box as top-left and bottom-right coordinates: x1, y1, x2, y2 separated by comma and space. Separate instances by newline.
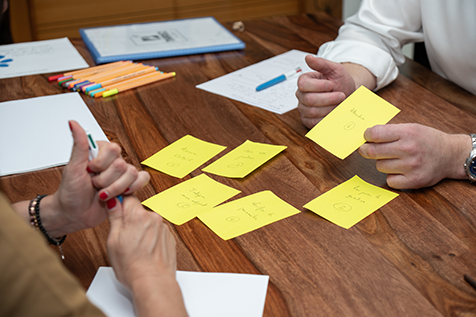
469, 157, 476, 178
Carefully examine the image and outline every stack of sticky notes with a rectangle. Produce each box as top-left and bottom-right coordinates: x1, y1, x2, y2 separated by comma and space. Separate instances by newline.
141, 135, 297, 240
48, 61, 175, 98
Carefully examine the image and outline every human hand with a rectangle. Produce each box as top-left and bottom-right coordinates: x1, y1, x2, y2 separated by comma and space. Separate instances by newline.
49, 120, 150, 236
296, 56, 355, 128
107, 196, 187, 317
358, 123, 470, 189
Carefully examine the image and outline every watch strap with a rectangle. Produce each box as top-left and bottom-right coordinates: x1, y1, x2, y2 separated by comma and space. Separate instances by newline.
465, 134, 476, 182
470, 134, 476, 155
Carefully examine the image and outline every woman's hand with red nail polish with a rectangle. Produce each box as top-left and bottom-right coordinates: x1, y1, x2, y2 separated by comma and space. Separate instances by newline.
47, 120, 150, 236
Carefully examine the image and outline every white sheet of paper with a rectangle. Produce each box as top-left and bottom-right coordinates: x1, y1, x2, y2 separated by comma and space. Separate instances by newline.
0, 38, 88, 79
87, 267, 269, 317
0, 93, 107, 176
196, 49, 314, 114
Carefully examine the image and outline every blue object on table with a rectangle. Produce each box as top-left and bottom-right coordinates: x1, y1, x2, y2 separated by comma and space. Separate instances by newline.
256, 67, 302, 91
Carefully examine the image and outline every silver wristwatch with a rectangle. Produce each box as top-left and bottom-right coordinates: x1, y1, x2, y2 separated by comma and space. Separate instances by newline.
464, 134, 476, 182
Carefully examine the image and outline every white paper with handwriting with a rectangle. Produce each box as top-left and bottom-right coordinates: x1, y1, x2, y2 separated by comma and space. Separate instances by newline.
87, 267, 269, 317
196, 49, 314, 114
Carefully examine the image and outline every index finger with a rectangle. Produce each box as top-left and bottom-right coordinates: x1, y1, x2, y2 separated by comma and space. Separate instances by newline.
297, 72, 332, 93
364, 124, 402, 143
89, 141, 122, 172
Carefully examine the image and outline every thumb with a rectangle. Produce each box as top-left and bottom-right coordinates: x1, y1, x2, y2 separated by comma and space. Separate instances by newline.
68, 120, 90, 168
305, 55, 341, 76
107, 197, 124, 232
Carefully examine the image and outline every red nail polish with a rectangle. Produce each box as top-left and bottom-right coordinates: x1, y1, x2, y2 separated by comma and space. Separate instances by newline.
124, 187, 130, 194
87, 167, 94, 173
99, 192, 108, 200
69, 121, 72, 132
106, 198, 117, 209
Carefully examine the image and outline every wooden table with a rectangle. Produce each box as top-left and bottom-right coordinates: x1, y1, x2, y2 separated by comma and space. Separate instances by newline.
2, 13, 476, 317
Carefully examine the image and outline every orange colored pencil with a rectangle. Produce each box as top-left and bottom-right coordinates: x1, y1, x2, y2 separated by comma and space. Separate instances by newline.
82, 66, 158, 93
51, 61, 131, 82
61, 62, 134, 87
67, 63, 144, 88
99, 72, 176, 98
64, 61, 130, 77
81, 63, 147, 82
89, 71, 164, 96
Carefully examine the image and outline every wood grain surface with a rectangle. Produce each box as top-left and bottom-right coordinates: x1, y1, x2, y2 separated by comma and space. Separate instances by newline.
1, 13, 476, 317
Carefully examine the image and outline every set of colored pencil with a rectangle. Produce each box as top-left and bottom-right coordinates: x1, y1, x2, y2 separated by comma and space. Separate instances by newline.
48, 61, 176, 98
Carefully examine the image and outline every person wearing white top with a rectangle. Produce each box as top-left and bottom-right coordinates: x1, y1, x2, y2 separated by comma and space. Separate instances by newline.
296, 0, 476, 190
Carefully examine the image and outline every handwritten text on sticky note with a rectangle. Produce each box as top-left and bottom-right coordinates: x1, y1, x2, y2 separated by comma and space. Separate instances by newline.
198, 190, 300, 240
304, 175, 398, 229
202, 140, 286, 178
141, 135, 226, 178
305, 86, 400, 159
142, 174, 240, 225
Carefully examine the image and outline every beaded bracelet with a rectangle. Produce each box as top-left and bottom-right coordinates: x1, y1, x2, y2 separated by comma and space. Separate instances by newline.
29, 195, 67, 260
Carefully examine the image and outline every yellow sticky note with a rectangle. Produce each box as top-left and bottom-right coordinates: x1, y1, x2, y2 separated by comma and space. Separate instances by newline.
305, 86, 400, 159
304, 175, 398, 229
142, 174, 240, 225
202, 140, 286, 178
198, 190, 300, 240
141, 135, 226, 178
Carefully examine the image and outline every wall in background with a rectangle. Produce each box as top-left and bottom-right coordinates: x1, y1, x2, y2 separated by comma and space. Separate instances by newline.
9, 0, 342, 43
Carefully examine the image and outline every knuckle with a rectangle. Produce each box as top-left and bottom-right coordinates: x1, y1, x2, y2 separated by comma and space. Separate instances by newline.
112, 159, 128, 173
375, 160, 384, 172
155, 213, 164, 226
127, 164, 139, 178
407, 158, 420, 170
406, 175, 423, 189
367, 126, 379, 141
366, 145, 377, 159
386, 177, 402, 189
295, 90, 301, 100
300, 93, 313, 106
109, 142, 122, 155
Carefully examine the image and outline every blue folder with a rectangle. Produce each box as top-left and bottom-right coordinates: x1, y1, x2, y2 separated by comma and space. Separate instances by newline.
80, 17, 246, 64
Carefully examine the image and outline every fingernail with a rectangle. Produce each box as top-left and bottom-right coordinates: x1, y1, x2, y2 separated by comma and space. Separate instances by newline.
99, 192, 109, 201
123, 187, 130, 194
87, 167, 94, 173
69, 121, 72, 132
339, 92, 346, 102
106, 198, 117, 210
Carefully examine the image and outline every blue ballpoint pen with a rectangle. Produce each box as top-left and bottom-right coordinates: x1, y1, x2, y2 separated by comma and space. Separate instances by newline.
256, 67, 302, 91
86, 130, 123, 203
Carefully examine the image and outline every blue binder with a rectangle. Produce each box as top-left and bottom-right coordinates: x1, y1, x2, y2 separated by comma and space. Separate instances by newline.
80, 17, 246, 64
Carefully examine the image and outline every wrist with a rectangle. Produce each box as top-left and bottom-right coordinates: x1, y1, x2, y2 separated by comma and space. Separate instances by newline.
342, 62, 377, 92
447, 134, 471, 180
130, 273, 188, 317
36, 193, 72, 237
